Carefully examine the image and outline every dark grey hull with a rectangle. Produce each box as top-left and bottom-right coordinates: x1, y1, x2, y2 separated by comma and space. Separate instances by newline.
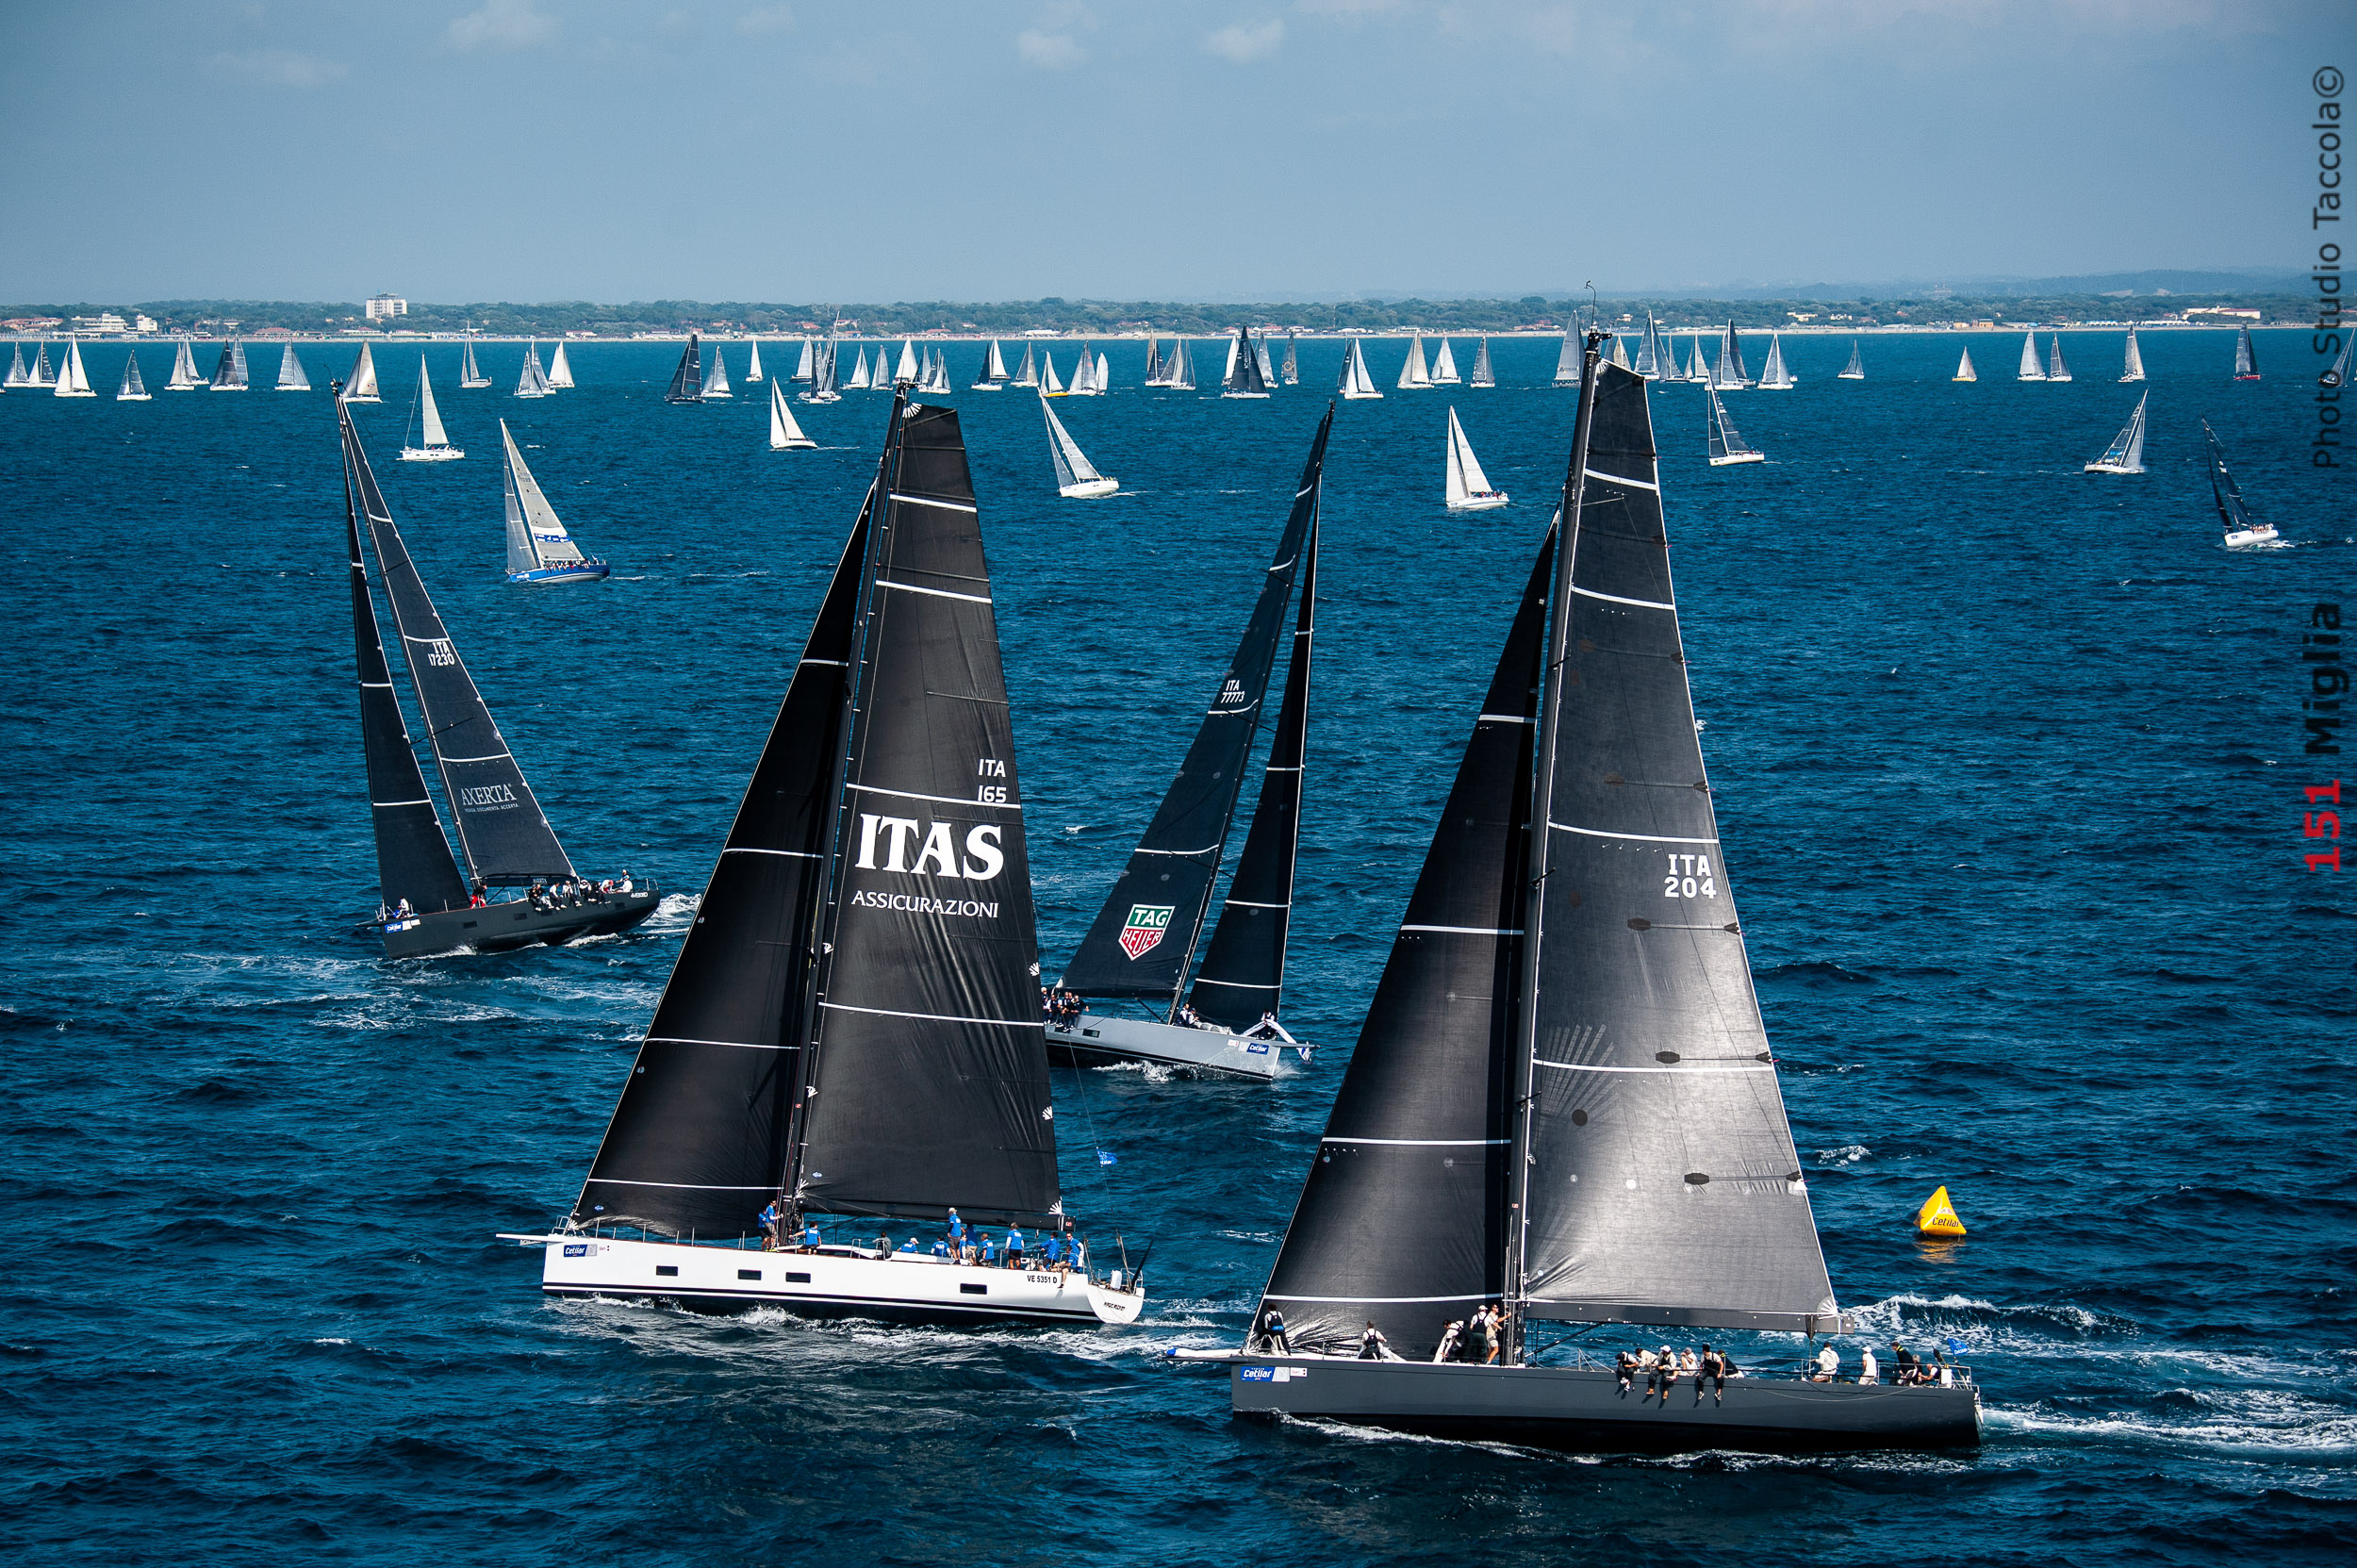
1228, 1355, 1980, 1453
369, 889, 661, 959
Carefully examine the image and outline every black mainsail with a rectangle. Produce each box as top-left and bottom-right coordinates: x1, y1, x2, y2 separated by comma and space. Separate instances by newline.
1257, 531, 1552, 1356
1226, 325, 1271, 396
342, 402, 577, 886
2233, 323, 2260, 380
1062, 410, 1331, 1007
666, 334, 704, 403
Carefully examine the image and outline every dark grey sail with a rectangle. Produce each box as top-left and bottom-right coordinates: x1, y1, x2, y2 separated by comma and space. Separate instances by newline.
1061, 409, 1330, 1002
573, 492, 874, 1238
790, 400, 1062, 1226
344, 404, 578, 886
1470, 337, 1496, 388
666, 334, 703, 404
2233, 324, 2260, 379
1145, 336, 1162, 384
1512, 357, 1838, 1334
342, 422, 470, 916
1257, 530, 1553, 1358
210, 340, 248, 389
1281, 332, 1300, 386
2204, 421, 2259, 534
1188, 517, 1317, 1031
1227, 325, 1270, 395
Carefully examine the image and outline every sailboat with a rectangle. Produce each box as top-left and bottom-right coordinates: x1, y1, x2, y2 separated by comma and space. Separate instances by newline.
1096, 349, 1112, 394
1068, 342, 1102, 397
2017, 332, 2045, 381
336, 396, 657, 958
895, 339, 919, 385
1144, 335, 1165, 387
1282, 332, 1299, 386
28, 342, 55, 388
1953, 347, 1977, 382
793, 338, 816, 383
1039, 350, 1065, 396
847, 346, 873, 391
516, 341, 553, 399
1712, 323, 1751, 389
1756, 334, 1795, 390
1608, 336, 1634, 372
116, 350, 150, 401
458, 338, 491, 388
1013, 341, 1039, 388
3, 343, 28, 388
1837, 340, 1865, 380
1052, 411, 1331, 1080
1686, 336, 1711, 383
277, 344, 312, 391
2084, 392, 2148, 475
209, 339, 249, 390
1470, 337, 1497, 388
2206, 421, 2283, 548
664, 335, 703, 404
801, 339, 842, 404
1043, 396, 1118, 498
1430, 338, 1462, 386
2325, 330, 2354, 390
399, 357, 464, 461
1338, 338, 1381, 401
1706, 384, 1763, 465
2047, 336, 2071, 382
700, 342, 733, 399
2233, 324, 2261, 380
1636, 313, 1673, 382
54, 337, 95, 398
1554, 334, 1580, 387
922, 346, 953, 396
973, 338, 1011, 389
167, 338, 203, 389
508, 396, 1147, 1329
1443, 407, 1508, 511
1398, 333, 1434, 389
1225, 325, 1272, 399
769, 381, 817, 450
1255, 333, 1277, 388
547, 341, 574, 389
344, 342, 381, 403
744, 338, 763, 383
1164, 338, 1196, 391
1212, 338, 1982, 1453
501, 421, 608, 581
2120, 327, 2145, 384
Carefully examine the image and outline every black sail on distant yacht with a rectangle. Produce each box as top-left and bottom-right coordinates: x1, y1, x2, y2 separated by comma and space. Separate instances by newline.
1052, 409, 1330, 1080
1202, 338, 1982, 1452
337, 396, 657, 957
513, 395, 1146, 1328
665, 333, 704, 403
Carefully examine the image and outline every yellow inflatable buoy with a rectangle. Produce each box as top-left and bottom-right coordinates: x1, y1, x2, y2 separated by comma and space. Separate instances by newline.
1916, 1185, 1967, 1237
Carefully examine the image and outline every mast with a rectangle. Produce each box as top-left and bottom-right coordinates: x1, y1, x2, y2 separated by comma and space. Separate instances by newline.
502, 420, 588, 569
1470, 337, 1495, 388
547, 340, 574, 388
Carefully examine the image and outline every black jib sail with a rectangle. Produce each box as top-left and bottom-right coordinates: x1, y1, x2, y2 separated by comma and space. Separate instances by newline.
790, 400, 1062, 1226
344, 441, 470, 916
339, 402, 578, 885
1512, 354, 1837, 1334
2204, 421, 2260, 535
1257, 530, 1552, 1358
574, 489, 875, 1238
666, 334, 703, 403
1061, 409, 1332, 1003
1227, 325, 1270, 395
1186, 518, 1316, 1032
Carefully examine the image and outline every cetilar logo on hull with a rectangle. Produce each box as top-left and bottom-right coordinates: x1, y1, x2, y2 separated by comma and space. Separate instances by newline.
849, 812, 1006, 918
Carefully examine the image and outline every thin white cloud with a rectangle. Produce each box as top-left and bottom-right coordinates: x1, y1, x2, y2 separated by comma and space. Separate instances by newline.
1297, 0, 1409, 18
447, 0, 557, 52
736, 6, 795, 36
1206, 18, 1286, 62
1017, 29, 1086, 68
208, 49, 349, 88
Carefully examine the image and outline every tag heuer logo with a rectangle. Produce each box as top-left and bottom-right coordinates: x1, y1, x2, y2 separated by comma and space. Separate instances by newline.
1118, 903, 1175, 961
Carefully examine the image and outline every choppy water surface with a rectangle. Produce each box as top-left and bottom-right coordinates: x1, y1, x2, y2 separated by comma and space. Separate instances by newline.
2, 331, 2350, 1566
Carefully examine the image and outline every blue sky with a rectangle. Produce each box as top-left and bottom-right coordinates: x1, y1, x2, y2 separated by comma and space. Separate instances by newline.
0, 1, 2334, 303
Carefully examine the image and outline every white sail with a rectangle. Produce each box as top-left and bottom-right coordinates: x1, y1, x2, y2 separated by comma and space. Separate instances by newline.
769, 380, 816, 449
2, 342, 25, 388
344, 341, 380, 401
700, 343, 732, 397
2084, 391, 2148, 474
1165, 338, 1194, 391
2120, 326, 2145, 383
1397, 333, 1432, 388
1756, 334, 1793, 389
1954, 347, 1977, 382
2326, 330, 2355, 390
458, 338, 490, 388
1042, 396, 1115, 497
743, 339, 763, 383
1687, 336, 1709, 381
1443, 407, 1507, 510
1837, 340, 1865, 380
1221, 332, 1240, 386
1469, 337, 1496, 388
895, 339, 918, 384
793, 338, 815, 381
169, 338, 202, 390
1554, 333, 1580, 385
975, 338, 1009, 387
420, 359, 450, 447
501, 421, 589, 575
1430, 338, 1461, 385
116, 349, 149, 400
1608, 335, 1634, 371
2017, 331, 2044, 380
1254, 334, 1276, 386
2047, 335, 2071, 382
547, 341, 574, 388
1713, 323, 1750, 388
55, 337, 94, 396
28, 342, 54, 388
1069, 347, 1096, 395
1706, 385, 1764, 465
1039, 349, 1063, 395
276, 343, 311, 390
515, 341, 552, 398
847, 346, 871, 389
1340, 338, 1382, 400
1096, 351, 1110, 392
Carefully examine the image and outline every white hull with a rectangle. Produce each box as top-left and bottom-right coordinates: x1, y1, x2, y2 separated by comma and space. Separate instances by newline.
1340, 388, 1383, 401
1048, 1012, 1306, 1081
1221, 391, 1271, 400
1059, 478, 1119, 499
400, 446, 465, 462
116, 392, 151, 402
773, 438, 818, 451
1708, 452, 1766, 467
1447, 493, 1510, 512
2224, 526, 2286, 550
521, 1231, 1145, 1326
1836, 372, 1865, 381
2083, 461, 2141, 475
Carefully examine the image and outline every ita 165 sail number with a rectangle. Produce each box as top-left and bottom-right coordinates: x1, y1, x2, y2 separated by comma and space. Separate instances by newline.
977, 756, 1009, 804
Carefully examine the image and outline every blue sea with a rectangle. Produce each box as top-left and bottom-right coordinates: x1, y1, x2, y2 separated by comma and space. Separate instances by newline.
2, 328, 2350, 1567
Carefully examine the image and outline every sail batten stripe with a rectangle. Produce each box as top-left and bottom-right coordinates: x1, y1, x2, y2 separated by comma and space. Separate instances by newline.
373, 799, 434, 808
843, 782, 1022, 811
876, 578, 992, 605
1477, 713, 1535, 724
1224, 899, 1289, 909
886, 491, 979, 514
1547, 822, 1718, 845
1533, 1059, 1773, 1075
818, 1002, 1042, 1029
587, 1179, 774, 1190
1192, 977, 1277, 989
1132, 844, 1220, 857
722, 847, 821, 859
1401, 924, 1524, 935
1584, 468, 1660, 491
1322, 1137, 1508, 1147
644, 1036, 792, 1052
441, 752, 513, 765
1569, 585, 1675, 611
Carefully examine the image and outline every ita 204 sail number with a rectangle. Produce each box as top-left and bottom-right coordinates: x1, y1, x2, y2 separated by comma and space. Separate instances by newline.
1664, 852, 1717, 900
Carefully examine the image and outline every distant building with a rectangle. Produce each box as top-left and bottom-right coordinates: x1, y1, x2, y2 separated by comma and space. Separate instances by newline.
2184, 305, 2262, 321
70, 311, 131, 334
365, 293, 408, 321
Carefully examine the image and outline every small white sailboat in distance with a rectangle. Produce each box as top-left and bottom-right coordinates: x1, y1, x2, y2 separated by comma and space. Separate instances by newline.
458, 338, 491, 388
1163, 337, 1195, 391
400, 357, 464, 461
169, 338, 203, 389
547, 341, 574, 389
1430, 338, 1461, 386
768, 380, 816, 450
516, 341, 552, 398
3, 343, 29, 388
1706, 385, 1764, 465
1838, 340, 1865, 380
2085, 391, 2149, 474
2120, 327, 2145, 384
1338, 337, 1382, 400
847, 346, 872, 390
699, 343, 732, 398
1044, 395, 1118, 498
1712, 323, 1751, 389
894, 339, 919, 385
343, 341, 381, 402
744, 338, 763, 383
2206, 421, 2283, 548
1954, 346, 1978, 382
973, 339, 1010, 389
1038, 349, 1065, 396
501, 421, 609, 584
2017, 331, 2045, 381
2047, 336, 2071, 382
1469, 337, 1496, 388
277, 344, 311, 391
1069, 343, 1101, 396
1756, 334, 1795, 389
1442, 407, 1508, 511
1554, 333, 1580, 386
116, 350, 150, 401
54, 337, 95, 397
1686, 336, 1710, 382
208, 340, 248, 391
28, 342, 55, 388
1397, 333, 1433, 389
1013, 341, 1039, 388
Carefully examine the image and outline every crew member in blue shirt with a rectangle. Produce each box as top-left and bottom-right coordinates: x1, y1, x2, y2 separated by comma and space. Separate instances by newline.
947, 1208, 965, 1257
1005, 1226, 1026, 1265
